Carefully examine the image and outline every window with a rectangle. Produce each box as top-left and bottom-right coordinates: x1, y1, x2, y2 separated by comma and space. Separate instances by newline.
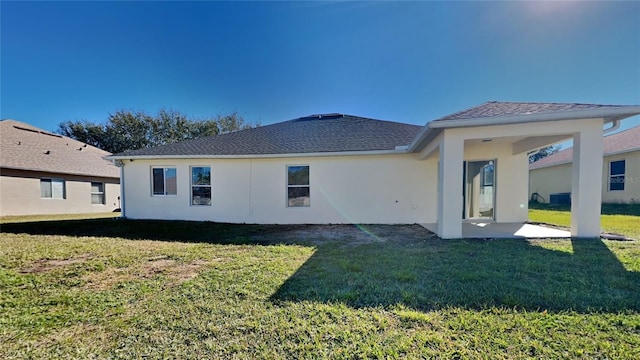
609, 160, 625, 191
191, 166, 211, 206
91, 182, 105, 205
40, 179, 65, 199
481, 161, 494, 187
152, 167, 177, 195
287, 165, 310, 207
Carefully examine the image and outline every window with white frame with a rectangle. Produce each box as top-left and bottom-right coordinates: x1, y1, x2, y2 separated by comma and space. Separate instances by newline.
152, 167, 177, 195
191, 166, 211, 206
287, 165, 310, 207
41, 178, 65, 199
609, 160, 625, 191
91, 182, 105, 204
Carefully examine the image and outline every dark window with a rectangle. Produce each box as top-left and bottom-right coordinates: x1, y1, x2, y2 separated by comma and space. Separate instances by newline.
287, 165, 310, 207
609, 160, 625, 191
191, 166, 212, 206
152, 167, 177, 196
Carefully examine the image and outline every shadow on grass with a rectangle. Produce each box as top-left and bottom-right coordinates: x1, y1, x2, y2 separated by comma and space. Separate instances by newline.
0, 218, 306, 245
2, 218, 638, 313
271, 237, 640, 313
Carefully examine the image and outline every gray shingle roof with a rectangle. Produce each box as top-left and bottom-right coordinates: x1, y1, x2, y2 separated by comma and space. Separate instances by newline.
434, 101, 630, 122
113, 114, 422, 157
1, 119, 120, 178
529, 125, 640, 170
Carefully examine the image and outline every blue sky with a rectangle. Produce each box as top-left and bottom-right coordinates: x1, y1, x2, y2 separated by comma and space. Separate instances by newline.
2, 1, 639, 133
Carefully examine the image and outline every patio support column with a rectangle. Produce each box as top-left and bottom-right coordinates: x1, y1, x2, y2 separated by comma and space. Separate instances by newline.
570, 123, 604, 238
437, 133, 463, 239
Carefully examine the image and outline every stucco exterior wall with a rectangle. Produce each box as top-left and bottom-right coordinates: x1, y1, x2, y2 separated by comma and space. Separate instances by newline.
0, 168, 120, 216
529, 150, 640, 204
121, 154, 439, 224
529, 163, 573, 204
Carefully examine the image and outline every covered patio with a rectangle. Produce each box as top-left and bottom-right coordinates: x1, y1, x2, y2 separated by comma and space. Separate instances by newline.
408, 102, 640, 239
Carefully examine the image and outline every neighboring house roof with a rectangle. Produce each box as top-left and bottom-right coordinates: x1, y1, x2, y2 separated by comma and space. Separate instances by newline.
112, 114, 422, 158
0, 119, 120, 178
529, 125, 640, 170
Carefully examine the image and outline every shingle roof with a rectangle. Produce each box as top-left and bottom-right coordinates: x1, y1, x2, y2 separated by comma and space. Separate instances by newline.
529, 125, 640, 170
0, 119, 120, 178
113, 114, 422, 157
434, 101, 630, 122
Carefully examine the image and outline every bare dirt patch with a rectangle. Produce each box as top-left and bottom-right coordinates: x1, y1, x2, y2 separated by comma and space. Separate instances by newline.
255, 224, 433, 245
83, 256, 213, 290
19, 253, 93, 273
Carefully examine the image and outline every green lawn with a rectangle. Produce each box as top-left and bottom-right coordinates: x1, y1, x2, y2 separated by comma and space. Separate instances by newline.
1, 214, 639, 359
528, 203, 640, 240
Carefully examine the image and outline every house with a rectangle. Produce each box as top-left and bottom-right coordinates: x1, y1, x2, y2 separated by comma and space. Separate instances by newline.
0, 119, 120, 216
108, 102, 640, 239
529, 125, 640, 204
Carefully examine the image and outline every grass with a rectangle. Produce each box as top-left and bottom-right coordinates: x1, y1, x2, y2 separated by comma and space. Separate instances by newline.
1, 214, 640, 359
529, 203, 640, 240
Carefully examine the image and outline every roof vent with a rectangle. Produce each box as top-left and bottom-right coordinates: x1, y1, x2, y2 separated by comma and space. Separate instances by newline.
44, 150, 50, 155
298, 113, 344, 121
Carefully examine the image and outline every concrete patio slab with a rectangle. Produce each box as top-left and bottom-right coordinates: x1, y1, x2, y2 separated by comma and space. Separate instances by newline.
420, 222, 571, 239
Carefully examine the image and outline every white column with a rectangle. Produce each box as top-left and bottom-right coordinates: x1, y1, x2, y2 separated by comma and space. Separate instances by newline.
437, 133, 464, 239
570, 123, 604, 237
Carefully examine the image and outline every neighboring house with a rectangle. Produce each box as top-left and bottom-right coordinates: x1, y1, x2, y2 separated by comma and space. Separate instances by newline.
529, 125, 640, 204
0, 119, 120, 216
108, 102, 640, 239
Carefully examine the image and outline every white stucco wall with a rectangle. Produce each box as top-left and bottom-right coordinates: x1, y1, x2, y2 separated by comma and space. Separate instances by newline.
0, 169, 120, 216
121, 154, 439, 224
530, 150, 640, 204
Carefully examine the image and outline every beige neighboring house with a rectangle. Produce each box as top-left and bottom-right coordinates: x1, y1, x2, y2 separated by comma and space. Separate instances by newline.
530, 125, 640, 204
0, 119, 120, 216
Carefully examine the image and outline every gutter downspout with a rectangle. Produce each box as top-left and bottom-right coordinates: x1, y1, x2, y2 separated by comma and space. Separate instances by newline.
114, 160, 126, 218
603, 120, 621, 134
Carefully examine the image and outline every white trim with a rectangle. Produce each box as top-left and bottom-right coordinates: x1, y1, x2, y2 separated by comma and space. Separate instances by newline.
107, 149, 406, 161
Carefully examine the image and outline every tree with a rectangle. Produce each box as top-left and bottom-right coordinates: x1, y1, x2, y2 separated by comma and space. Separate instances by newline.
529, 145, 560, 163
57, 109, 252, 154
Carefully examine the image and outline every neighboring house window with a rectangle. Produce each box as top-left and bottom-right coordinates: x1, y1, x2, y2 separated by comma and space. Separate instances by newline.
152, 167, 177, 195
287, 165, 310, 207
91, 182, 105, 205
609, 160, 625, 191
41, 179, 65, 199
191, 166, 212, 206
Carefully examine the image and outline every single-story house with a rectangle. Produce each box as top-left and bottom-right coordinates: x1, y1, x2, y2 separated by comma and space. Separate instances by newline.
0, 119, 121, 216
530, 125, 640, 204
108, 101, 640, 239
